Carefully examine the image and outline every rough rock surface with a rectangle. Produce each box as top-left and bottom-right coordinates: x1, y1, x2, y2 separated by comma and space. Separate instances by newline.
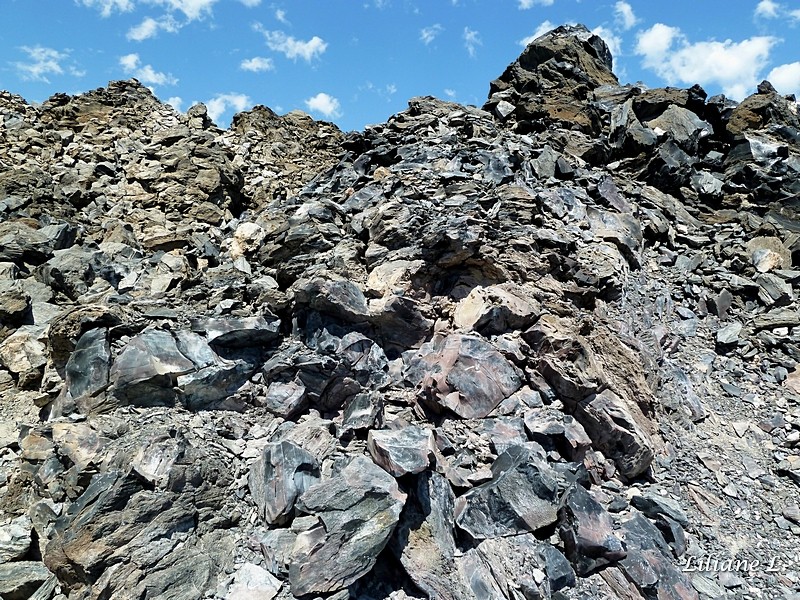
1, 22, 800, 600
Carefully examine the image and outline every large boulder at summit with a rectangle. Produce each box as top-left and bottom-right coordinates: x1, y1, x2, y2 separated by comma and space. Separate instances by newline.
485, 24, 619, 134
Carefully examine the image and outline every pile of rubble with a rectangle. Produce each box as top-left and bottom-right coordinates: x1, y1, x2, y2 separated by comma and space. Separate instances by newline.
1, 24, 799, 600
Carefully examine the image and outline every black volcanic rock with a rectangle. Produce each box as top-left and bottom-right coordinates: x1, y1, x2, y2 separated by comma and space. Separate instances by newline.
1, 22, 799, 600
485, 24, 619, 134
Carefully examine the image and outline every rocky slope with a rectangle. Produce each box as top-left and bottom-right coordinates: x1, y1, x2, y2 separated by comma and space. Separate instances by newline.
1, 24, 800, 600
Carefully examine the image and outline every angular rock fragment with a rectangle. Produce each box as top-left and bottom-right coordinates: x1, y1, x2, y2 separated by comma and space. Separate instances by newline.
226, 563, 281, 600
453, 283, 539, 335
454, 445, 559, 539
289, 456, 406, 595
390, 471, 473, 600
576, 391, 654, 478
191, 314, 280, 348
618, 512, 698, 600
261, 381, 307, 418
406, 333, 522, 419
559, 483, 626, 575
248, 441, 320, 526
0, 515, 32, 563
367, 426, 434, 477
0, 561, 52, 600
109, 329, 195, 408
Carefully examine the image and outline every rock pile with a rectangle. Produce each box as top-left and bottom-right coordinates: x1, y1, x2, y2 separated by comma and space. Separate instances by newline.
1, 23, 800, 600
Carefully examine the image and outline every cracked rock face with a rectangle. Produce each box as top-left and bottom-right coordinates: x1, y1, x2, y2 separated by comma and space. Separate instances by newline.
1, 20, 800, 600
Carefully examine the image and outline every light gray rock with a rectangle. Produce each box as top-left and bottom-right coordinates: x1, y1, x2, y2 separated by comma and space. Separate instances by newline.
0, 515, 32, 563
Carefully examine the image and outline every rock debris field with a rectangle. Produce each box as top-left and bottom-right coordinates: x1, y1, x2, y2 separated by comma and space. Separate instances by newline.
1, 24, 800, 600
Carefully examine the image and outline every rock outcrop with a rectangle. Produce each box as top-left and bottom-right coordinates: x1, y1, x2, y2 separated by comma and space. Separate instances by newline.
1, 22, 800, 600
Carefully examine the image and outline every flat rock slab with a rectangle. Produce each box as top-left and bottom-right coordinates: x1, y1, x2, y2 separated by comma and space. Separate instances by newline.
289, 456, 406, 595
248, 441, 320, 526
455, 445, 559, 539
367, 426, 434, 477
406, 333, 522, 419
191, 314, 280, 348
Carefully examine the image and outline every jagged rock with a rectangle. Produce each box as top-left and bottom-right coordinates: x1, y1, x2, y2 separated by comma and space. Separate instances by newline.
645, 105, 712, 153
191, 314, 281, 348
631, 492, 689, 527
289, 456, 406, 595
746, 236, 792, 273
0, 515, 32, 563
248, 441, 320, 525
454, 445, 559, 539
486, 24, 618, 134
0, 325, 47, 388
453, 283, 540, 335
406, 333, 523, 419
260, 381, 307, 418
390, 471, 473, 600
0, 561, 52, 600
226, 563, 281, 600
559, 483, 626, 575
618, 512, 698, 600
367, 426, 434, 477
341, 391, 383, 431
716, 322, 742, 345
576, 391, 655, 479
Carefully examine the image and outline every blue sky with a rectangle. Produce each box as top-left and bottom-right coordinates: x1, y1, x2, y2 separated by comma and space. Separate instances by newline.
2, 0, 799, 131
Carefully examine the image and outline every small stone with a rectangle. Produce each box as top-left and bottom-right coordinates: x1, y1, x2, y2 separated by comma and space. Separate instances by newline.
716, 322, 742, 345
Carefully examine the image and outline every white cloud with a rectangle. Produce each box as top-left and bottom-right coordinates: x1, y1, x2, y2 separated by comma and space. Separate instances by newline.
520, 20, 555, 46
305, 92, 342, 119
767, 62, 800, 98
635, 24, 777, 100
147, 0, 218, 20
592, 26, 622, 60
205, 93, 252, 123
755, 0, 781, 18
518, 0, 554, 7
420, 24, 443, 45
240, 56, 275, 72
119, 53, 177, 86
166, 96, 183, 111
463, 26, 481, 58
275, 8, 288, 23
77, 0, 134, 16
239, 0, 261, 5
14, 46, 72, 83
255, 26, 327, 61
614, 1, 638, 30
444, 88, 457, 99
127, 15, 179, 40
791, 9, 800, 20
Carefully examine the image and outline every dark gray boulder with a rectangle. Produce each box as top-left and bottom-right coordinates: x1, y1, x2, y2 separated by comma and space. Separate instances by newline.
454, 445, 559, 539
288, 456, 406, 595
248, 440, 320, 526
